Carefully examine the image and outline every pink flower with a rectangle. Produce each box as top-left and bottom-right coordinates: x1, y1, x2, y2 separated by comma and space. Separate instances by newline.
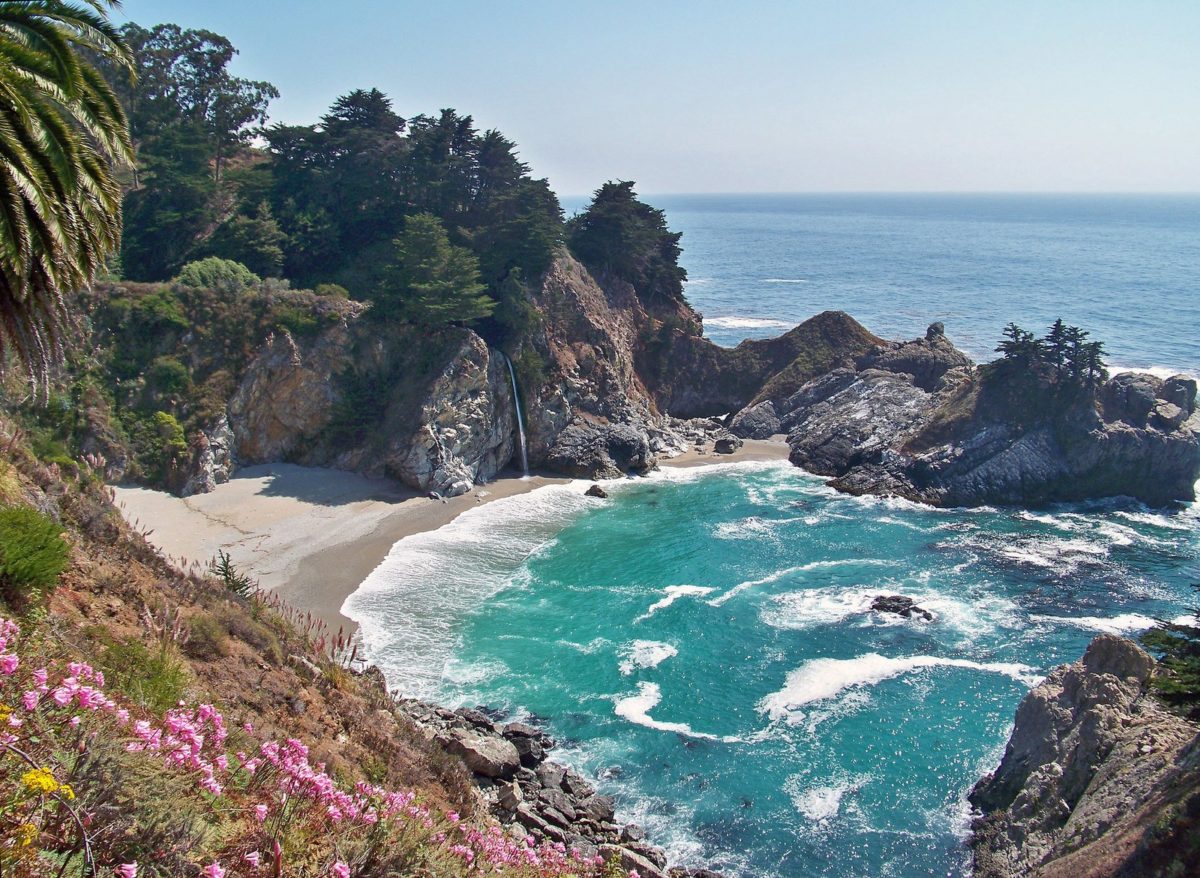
116, 865, 138, 878
201, 865, 226, 878
0, 653, 18, 674
22, 691, 38, 711
244, 852, 261, 869
253, 803, 268, 822
331, 863, 350, 878
32, 667, 47, 687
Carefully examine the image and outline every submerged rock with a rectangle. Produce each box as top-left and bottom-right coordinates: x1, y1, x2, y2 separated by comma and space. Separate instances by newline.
870, 594, 933, 621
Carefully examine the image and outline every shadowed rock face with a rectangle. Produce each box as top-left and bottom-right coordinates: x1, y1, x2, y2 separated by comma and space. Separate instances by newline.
970, 636, 1200, 878
776, 324, 1200, 508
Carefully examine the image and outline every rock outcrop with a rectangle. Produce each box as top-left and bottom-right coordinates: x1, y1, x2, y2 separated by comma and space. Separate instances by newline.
775, 324, 1200, 507
397, 700, 716, 878
970, 636, 1200, 878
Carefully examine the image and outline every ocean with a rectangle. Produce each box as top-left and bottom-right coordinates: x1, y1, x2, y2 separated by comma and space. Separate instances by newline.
345, 195, 1200, 877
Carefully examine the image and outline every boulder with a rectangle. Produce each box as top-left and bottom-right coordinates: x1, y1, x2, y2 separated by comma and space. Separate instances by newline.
1101, 372, 1162, 425
443, 729, 520, 779
713, 434, 744, 454
545, 423, 653, 479
599, 845, 668, 878
585, 484, 609, 499
729, 400, 780, 439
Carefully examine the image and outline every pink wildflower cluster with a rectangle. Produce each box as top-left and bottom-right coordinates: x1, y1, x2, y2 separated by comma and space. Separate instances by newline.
454, 825, 604, 875
0, 615, 628, 877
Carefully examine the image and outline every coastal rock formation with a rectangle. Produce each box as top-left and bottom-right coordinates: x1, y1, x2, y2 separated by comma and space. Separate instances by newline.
775, 324, 1200, 507
398, 699, 702, 878
970, 635, 1200, 877
729, 400, 780, 439
870, 594, 933, 621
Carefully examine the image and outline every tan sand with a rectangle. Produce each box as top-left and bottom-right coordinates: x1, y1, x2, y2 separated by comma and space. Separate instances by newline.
113, 438, 790, 631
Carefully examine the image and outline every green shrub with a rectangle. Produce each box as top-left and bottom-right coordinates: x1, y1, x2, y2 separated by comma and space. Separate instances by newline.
147, 356, 192, 395
183, 613, 229, 660
314, 282, 350, 299
1143, 587, 1200, 718
0, 506, 70, 609
210, 550, 255, 597
153, 411, 188, 459
175, 256, 260, 294
270, 303, 319, 337
98, 638, 189, 712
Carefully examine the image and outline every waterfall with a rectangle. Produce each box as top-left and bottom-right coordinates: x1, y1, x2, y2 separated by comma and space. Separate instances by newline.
502, 353, 530, 476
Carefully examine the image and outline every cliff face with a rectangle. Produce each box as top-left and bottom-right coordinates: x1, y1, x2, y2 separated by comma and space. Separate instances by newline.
777, 324, 1200, 507
188, 318, 516, 497
970, 636, 1200, 878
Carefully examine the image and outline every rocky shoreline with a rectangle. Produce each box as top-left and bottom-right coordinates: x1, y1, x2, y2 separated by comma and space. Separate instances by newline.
394, 698, 720, 878
970, 635, 1200, 877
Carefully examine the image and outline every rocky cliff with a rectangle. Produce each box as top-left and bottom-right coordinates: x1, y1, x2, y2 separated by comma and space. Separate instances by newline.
163, 253, 887, 492
774, 323, 1200, 507
970, 636, 1200, 877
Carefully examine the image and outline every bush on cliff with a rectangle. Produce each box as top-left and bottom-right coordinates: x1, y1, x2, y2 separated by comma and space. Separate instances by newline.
1143, 589, 1200, 718
175, 256, 261, 294
0, 507, 70, 610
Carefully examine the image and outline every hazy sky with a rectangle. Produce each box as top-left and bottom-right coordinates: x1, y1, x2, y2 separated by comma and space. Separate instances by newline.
116, 1, 1200, 196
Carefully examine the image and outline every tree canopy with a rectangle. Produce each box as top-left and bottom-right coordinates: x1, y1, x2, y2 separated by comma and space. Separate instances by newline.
567, 181, 687, 310
995, 319, 1108, 388
375, 214, 492, 327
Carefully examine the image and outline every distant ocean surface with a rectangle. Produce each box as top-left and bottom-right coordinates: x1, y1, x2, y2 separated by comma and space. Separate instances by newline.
566, 193, 1200, 373
346, 195, 1200, 878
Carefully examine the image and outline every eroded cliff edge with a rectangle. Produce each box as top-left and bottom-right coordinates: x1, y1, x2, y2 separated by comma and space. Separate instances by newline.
772, 323, 1200, 507
970, 635, 1200, 878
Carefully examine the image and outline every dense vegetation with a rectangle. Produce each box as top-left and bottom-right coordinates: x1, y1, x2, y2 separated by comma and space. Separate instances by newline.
994, 319, 1107, 388
1143, 590, 1200, 719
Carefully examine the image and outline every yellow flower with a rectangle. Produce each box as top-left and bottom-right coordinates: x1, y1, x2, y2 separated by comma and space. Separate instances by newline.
16, 822, 36, 846
0, 703, 11, 722
21, 767, 60, 795
59, 783, 75, 800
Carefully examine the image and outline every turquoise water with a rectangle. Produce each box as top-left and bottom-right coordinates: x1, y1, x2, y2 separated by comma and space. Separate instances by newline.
345, 463, 1198, 877
347, 195, 1200, 876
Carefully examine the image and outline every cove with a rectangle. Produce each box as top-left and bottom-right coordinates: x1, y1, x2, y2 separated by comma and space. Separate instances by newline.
344, 461, 1198, 877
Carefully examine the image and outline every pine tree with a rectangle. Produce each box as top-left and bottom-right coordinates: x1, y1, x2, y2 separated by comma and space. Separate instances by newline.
1043, 318, 1069, 376
376, 214, 493, 326
995, 323, 1040, 363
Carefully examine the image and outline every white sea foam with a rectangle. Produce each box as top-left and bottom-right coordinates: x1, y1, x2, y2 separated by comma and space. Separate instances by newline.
614, 681, 738, 741
762, 278, 809, 284
342, 480, 595, 698
708, 559, 891, 607
760, 584, 1019, 639
705, 315, 793, 330
618, 640, 679, 675
637, 585, 715, 621
784, 774, 868, 823
758, 654, 1040, 722
1033, 612, 1194, 634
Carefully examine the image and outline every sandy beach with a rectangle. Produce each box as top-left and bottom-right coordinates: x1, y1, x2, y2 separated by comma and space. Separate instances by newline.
113, 438, 790, 631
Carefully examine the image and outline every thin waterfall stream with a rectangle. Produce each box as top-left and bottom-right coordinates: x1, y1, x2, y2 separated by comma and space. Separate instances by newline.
503, 353, 529, 475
